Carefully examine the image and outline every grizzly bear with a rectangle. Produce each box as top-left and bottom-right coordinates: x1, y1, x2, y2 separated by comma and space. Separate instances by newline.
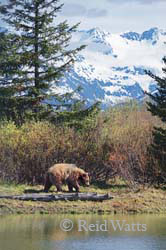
44, 163, 90, 192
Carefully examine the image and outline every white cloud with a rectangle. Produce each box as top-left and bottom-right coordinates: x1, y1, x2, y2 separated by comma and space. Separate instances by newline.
61, 4, 86, 17
107, 0, 166, 4
59, 0, 166, 33
87, 9, 107, 18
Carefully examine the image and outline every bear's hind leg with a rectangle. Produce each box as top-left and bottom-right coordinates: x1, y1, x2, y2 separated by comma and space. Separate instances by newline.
53, 175, 63, 192
49, 174, 62, 192
56, 183, 62, 192
44, 173, 52, 192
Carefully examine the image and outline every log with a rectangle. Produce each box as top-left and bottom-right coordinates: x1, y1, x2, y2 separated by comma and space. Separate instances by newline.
0, 192, 113, 202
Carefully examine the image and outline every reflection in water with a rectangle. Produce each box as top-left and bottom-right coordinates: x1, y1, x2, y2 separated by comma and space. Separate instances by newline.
0, 214, 166, 250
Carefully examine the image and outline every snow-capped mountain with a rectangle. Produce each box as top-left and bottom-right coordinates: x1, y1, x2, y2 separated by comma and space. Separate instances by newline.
0, 26, 165, 108
55, 27, 166, 108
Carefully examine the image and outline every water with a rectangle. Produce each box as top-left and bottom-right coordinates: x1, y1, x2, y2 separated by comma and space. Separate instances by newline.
0, 214, 166, 250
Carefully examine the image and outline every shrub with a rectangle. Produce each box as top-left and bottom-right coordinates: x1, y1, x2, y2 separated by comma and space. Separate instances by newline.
0, 102, 162, 186
0, 119, 110, 184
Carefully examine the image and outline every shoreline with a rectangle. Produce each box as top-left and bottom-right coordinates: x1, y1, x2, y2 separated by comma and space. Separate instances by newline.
0, 184, 166, 215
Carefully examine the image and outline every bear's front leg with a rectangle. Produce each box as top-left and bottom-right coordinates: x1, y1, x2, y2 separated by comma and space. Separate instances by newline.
73, 181, 80, 192
68, 183, 74, 192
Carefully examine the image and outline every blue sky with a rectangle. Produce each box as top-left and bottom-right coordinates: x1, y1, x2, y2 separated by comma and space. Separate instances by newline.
0, 0, 166, 33
58, 0, 166, 33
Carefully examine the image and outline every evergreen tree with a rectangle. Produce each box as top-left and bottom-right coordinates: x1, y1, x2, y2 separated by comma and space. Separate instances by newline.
145, 57, 166, 171
0, 0, 93, 125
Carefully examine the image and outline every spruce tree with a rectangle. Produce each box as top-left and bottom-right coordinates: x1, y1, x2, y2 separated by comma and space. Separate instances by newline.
0, 0, 89, 124
145, 57, 166, 172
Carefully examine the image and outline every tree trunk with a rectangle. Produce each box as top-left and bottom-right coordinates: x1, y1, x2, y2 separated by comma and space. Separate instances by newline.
0, 192, 113, 202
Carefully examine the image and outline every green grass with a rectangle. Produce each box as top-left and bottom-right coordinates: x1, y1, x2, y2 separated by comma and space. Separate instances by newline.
0, 182, 166, 215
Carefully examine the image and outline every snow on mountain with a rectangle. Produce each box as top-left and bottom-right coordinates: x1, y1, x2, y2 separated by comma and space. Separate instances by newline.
56, 27, 166, 108
0, 25, 165, 109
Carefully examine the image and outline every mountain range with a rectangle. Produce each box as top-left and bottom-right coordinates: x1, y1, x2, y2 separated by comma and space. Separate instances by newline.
54, 27, 166, 108
0, 26, 166, 109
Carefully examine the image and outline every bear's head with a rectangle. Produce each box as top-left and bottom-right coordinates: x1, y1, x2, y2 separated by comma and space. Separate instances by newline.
79, 172, 90, 186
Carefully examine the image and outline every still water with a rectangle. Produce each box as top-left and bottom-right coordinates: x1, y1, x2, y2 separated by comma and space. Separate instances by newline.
0, 214, 166, 250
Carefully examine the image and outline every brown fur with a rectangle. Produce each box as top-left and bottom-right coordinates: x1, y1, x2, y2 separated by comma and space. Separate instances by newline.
44, 163, 90, 192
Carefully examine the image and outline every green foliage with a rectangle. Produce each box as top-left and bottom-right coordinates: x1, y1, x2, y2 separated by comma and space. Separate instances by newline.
0, 104, 162, 185
0, 0, 90, 125
145, 57, 166, 173
0, 117, 110, 184
51, 101, 101, 130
